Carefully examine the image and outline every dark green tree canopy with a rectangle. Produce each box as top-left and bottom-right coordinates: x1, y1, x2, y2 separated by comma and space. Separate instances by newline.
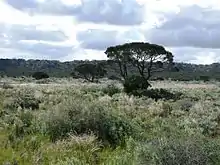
32, 71, 49, 80
105, 42, 174, 81
74, 63, 106, 82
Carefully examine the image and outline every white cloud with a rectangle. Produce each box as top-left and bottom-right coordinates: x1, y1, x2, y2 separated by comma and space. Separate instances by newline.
169, 47, 220, 64
1, 23, 67, 42
147, 5, 220, 49
5, 0, 146, 25
1, 0, 220, 64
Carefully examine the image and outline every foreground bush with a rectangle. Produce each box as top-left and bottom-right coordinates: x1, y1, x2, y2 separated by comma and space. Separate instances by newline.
45, 98, 140, 147
2, 80, 220, 164
3, 88, 41, 110
138, 136, 220, 165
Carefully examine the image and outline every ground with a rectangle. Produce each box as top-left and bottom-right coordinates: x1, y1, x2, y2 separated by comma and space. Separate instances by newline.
1, 77, 220, 165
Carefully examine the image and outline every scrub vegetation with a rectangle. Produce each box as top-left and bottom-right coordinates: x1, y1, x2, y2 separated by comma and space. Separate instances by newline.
1, 77, 220, 165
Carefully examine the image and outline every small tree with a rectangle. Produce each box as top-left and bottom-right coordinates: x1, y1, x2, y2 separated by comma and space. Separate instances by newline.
105, 42, 173, 89
32, 71, 49, 80
75, 63, 106, 82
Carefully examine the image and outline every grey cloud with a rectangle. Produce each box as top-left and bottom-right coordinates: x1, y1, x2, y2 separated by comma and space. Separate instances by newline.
74, 0, 145, 25
14, 42, 73, 59
76, 29, 118, 50
0, 23, 73, 59
5, 0, 145, 25
0, 40, 73, 60
5, 0, 38, 11
169, 47, 201, 63
76, 28, 144, 50
5, 0, 79, 15
147, 5, 220, 49
1, 24, 67, 42
168, 47, 220, 64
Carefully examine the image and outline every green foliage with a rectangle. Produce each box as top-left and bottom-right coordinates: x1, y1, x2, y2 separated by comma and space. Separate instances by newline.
105, 42, 173, 81
152, 77, 165, 81
1, 82, 14, 89
123, 76, 182, 101
123, 75, 152, 93
108, 75, 122, 81
138, 137, 220, 165
1, 79, 220, 164
174, 98, 195, 111
141, 88, 183, 101
32, 71, 49, 80
45, 98, 139, 147
3, 88, 41, 111
1, 58, 220, 82
74, 63, 107, 82
199, 75, 210, 82
102, 84, 121, 97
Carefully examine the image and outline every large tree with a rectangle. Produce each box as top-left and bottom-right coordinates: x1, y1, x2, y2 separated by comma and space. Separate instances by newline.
105, 42, 174, 88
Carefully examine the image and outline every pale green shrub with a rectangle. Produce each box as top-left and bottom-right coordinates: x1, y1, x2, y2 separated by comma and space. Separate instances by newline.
45, 98, 140, 146
138, 137, 220, 165
102, 84, 122, 97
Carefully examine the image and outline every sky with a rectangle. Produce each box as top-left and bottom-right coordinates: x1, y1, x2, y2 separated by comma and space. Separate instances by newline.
1, 0, 220, 64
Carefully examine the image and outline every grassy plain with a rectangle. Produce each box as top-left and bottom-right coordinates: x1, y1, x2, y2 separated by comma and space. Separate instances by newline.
1, 77, 220, 165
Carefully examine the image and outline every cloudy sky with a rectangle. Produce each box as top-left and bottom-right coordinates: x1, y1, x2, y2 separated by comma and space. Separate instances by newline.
1, 0, 220, 64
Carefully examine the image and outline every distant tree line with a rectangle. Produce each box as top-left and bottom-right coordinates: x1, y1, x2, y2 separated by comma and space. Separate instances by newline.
0, 53, 220, 82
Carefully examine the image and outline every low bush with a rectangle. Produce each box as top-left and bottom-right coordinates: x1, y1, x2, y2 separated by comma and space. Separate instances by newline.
108, 75, 121, 81
32, 72, 49, 80
123, 75, 151, 94
3, 89, 41, 110
1, 82, 13, 89
175, 98, 195, 111
36, 78, 51, 84
199, 76, 210, 82
129, 88, 183, 101
45, 98, 140, 147
144, 88, 182, 101
102, 84, 121, 96
138, 137, 220, 165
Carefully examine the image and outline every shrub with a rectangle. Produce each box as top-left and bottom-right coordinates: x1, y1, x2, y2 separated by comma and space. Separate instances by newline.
0, 82, 13, 89
138, 137, 220, 165
15, 93, 40, 110
199, 76, 210, 82
70, 71, 81, 79
108, 75, 121, 81
7, 111, 34, 141
152, 77, 165, 81
102, 84, 121, 97
74, 63, 107, 82
175, 99, 195, 111
32, 72, 49, 80
46, 99, 139, 147
47, 134, 101, 165
19, 111, 33, 128
129, 88, 183, 101
3, 90, 41, 110
123, 75, 151, 94
36, 78, 51, 84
